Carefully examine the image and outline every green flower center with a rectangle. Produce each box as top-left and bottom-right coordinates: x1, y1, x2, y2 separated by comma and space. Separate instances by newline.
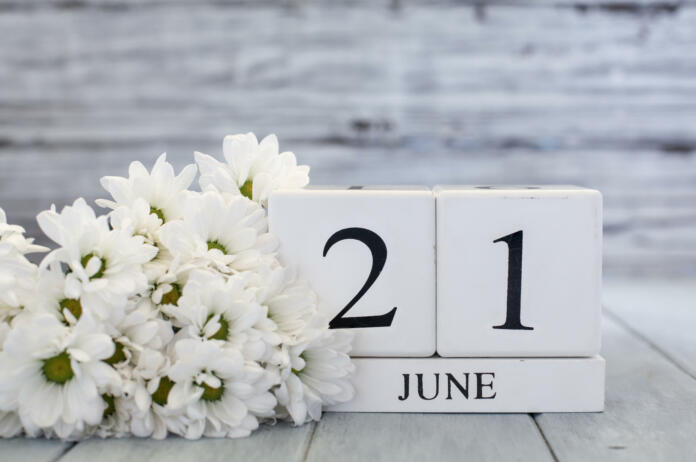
292, 353, 306, 375
199, 381, 225, 402
207, 240, 227, 254
42, 351, 74, 384
149, 206, 166, 223
240, 179, 253, 200
102, 394, 116, 418
160, 283, 181, 306
152, 376, 174, 406
58, 298, 82, 321
105, 341, 127, 366
206, 315, 229, 341
81, 253, 106, 280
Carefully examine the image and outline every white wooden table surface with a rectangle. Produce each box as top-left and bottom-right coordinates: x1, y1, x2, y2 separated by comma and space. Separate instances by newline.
0, 277, 693, 461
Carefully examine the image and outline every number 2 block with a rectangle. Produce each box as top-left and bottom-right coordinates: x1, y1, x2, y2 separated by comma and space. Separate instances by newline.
435, 186, 602, 357
268, 187, 436, 357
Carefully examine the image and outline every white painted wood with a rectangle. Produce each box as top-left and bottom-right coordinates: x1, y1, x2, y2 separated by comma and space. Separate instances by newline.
1, 4, 696, 277
268, 187, 436, 356
0, 439, 72, 462
58, 422, 315, 462
435, 185, 602, 356
328, 356, 605, 412
305, 413, 555, 462
535, 315, 696, 461
603, 277, 696, 377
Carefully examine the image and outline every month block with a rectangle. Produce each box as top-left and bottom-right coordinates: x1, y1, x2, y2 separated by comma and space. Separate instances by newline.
328, 356, 605, 413
435, 186, 602, 357
268, 186, 436, 357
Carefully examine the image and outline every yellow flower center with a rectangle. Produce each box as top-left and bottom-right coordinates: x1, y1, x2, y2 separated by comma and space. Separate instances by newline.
292, 353, 307, 375
42, 351, 74, 384
200, 381, 225, 402
58, 298, 82, 321
160, 283, 182, 306
206, 315, 229, 341
152, 376, 174, 406
81, 253, 106, 280
105, 341, 127, 366
102, 394, 116, 418
207, 240, 227, 254
240, 179, 253, 200
149, 206, 166, 223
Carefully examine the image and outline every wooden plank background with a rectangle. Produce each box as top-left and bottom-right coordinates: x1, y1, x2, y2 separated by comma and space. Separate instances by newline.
1, 0, 695, 276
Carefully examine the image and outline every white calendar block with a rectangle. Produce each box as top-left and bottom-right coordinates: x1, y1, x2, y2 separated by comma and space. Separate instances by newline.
268, 186, 436, 357
328, 356, 605, 413
435, 185, 602, 357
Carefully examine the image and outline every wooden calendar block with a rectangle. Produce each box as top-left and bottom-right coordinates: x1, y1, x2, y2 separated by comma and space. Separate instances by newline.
435, 186, 602, 357
268, 186, 436, 357
328, 356, 605, 413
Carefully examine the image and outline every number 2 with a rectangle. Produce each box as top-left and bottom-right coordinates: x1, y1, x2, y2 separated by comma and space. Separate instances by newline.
493, 230, 533, 331
323, 227, 397, 329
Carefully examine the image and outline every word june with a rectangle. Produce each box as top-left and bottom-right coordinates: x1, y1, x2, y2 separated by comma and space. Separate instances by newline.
397, 372, 496, 401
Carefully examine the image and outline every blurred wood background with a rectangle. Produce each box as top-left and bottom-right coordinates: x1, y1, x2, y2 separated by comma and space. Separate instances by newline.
1, 0, 695, 277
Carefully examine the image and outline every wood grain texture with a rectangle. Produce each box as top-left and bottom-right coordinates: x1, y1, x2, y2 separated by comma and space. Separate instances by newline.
0, 439, 73, 462
58, 422, 315, 462
603, 278, 696, 377
305, 413, 555, 462
0, 1, 695, 275
535, 314, 696, 461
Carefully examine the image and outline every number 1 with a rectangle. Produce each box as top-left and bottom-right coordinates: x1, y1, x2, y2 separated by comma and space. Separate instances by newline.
493, 230, 533, 331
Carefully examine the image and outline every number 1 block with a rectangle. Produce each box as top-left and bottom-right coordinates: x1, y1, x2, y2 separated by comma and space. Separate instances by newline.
268, 187, 436, 357
435, 186, 602, 357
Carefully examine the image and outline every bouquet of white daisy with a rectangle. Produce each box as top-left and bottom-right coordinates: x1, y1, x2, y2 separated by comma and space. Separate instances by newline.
0, 133, 355, 440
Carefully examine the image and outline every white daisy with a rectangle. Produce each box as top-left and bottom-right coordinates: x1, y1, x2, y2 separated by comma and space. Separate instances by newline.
167, 338, 277, 439
94, 338, 169, 439
0, 207, 32, 438
116, 299, 174, 354
275, 326, 355, 425
98, 154, 194, 283
0, 144, 356, 440
122, 348, 192, 440
0, 322, 10, 347
195, 132, 309, 206
25, 263, 83, 326
97, 153, 197, 226
0, 207, 46, 322
93, 385, 130, 438
150, 268, 186, 310
164, 269, 277, 361
0, 313, 122, 438
79, 298, 175, 438
92, 299, 173, 380
107, 197, 175, 284
0, 207, 47, 255
37, 198, 158, 322
252, 266, 319, 344
96, 154, 195, 283
0, 410, 22, 438
158, 191, 277, 275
